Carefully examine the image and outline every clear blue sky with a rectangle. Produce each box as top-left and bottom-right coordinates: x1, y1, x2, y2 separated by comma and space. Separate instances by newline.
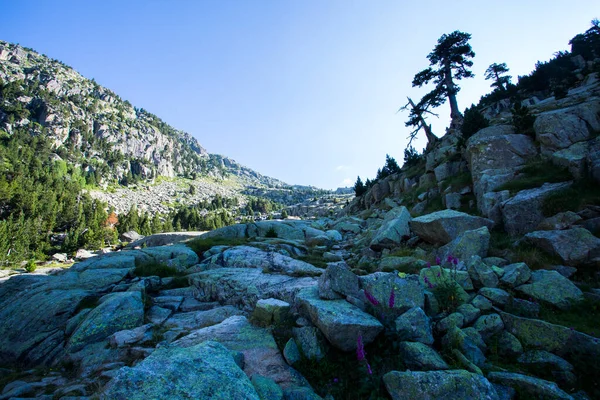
0, 1, 596, 189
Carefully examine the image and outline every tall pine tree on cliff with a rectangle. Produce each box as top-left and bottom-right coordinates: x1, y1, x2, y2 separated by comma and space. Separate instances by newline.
412, 31, 475, 127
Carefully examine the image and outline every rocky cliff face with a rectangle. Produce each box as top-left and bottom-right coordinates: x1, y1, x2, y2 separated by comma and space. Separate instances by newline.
0, 40, 285, 188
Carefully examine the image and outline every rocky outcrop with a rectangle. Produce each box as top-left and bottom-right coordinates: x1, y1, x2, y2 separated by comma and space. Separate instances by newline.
515, 270, 584, 309
394, 307, 434, 345
203, 245, 323, 277
501, 182, 572, 235
383, 370, 499, 400
189, 268, 317, 311
487, 372, 573, 400
465, 125, 538, 206
296, 287, 384, 351
101, 341, 260, 399
67, 291, 144, 353
318, 262, 359, 300
438, 227, 490, 262
173, 316, 310, 389
369, 206, 412, 250
525, 227, 600, 266
410, 210, 494, 245
534, 99, 600, 155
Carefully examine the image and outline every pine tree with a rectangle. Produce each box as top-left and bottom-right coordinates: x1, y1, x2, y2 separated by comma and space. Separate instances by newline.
400, 97, 439, 150
484, 63, 511, 91
461, 104, 489, 139
354, 176, 367, 197
384, 154, 401, 175
412, 31, 475, 125
403, 146, 422, 168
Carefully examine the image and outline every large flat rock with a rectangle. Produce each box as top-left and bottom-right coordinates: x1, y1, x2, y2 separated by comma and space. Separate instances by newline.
534, 100, 600, 155
501, 182, 572, 235
295, 287, 384, 351
487, 372, 573, 400
173, 316, 308, 389
203, 245, 323, 277
0, 277, 90, 366
189, 267, 317, 312
500, 312, 600, 378
101, 341, 260, 399
409, 210, 494, 246
525, 227, 600, 266
67, 291, 144, 353
370, 206, 412, 250
383, 370, 499, 400
515, 270, 583, 310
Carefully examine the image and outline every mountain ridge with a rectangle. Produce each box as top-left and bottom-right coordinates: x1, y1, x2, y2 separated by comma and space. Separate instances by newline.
0, 39, 289, 189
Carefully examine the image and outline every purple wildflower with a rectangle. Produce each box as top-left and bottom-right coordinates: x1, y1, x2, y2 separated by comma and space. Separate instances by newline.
356, 335, 366, 361
452, 257, 459, 265
437, 272, 441, 278
426, 262, 431, 268
366, 362, 373, 375
388, 288, 395, 308
333, 378, 339, 383
435, 256, 441, 265
447, 255, 453, 263
423, 276, 434, 289
364, 290, 380, 306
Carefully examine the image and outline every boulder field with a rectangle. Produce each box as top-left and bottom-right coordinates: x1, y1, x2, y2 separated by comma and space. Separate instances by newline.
0, 210, 598, 399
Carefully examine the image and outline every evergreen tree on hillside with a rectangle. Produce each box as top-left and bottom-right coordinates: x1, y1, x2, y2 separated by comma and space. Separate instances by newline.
412, 31, 475, 126
570, 18, 600, 60
461, 104, 489, 140
385, 154, 401, 175
485, 63, 512, 91
400, 97, 439, 150
403, 146, 422, 168
354, 176, 367, 197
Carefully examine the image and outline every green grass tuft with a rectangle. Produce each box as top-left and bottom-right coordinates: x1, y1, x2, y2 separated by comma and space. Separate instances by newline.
538, 298, 600, 337
541, 178, 600, 217
134, 261, 179, 278
422, 194, 444, 215
439, 171, 472, 193
186, 236, 249, 259
495, 158, 572, 195
511, 242, 563, 270
297, 253, 328, 269
265, 227, 278, 238
388, 247, 415, 258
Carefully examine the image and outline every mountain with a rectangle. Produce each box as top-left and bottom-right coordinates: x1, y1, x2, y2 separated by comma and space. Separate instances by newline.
0, 40, 287, 188
0, 40, 333, 264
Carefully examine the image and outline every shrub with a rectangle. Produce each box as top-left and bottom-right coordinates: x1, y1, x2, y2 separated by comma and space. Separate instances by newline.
134, 261, 178, 278
432, 279, 462, 313
552, 85, 568, 99
186, 236, 248, 259
511, 103, 536, 137
512, 242, 562, 270
24, 260, 37, 273
265, 227, 278, 238
541, 178, 600, 217
403, 146, 422, 168
461, 104, 489, 140
495, 158, 572, 195
162, 275, 190, 289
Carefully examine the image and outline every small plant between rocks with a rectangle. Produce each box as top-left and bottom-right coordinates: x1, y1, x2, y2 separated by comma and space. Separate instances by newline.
133, 261, 179, 278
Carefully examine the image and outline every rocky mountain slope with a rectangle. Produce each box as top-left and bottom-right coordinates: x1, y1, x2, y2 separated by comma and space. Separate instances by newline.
0, 40, 333, 264
2, 24, 600, 400
1, 66, 600, 399
0, 40, 296, 191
